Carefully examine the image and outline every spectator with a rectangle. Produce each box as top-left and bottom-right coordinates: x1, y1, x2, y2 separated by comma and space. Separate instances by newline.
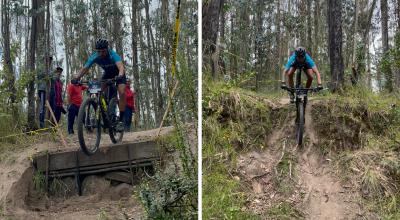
50, 67, 65, 124
67, 75, 87, 134
37, 56, 52, 128
124, 78, 135, 131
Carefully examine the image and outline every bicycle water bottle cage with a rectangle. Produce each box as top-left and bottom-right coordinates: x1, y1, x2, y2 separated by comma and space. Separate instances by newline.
88, 81, 101, 94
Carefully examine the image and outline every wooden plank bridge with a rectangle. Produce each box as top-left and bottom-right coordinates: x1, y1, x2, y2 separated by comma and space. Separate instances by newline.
32, 140, 160, 195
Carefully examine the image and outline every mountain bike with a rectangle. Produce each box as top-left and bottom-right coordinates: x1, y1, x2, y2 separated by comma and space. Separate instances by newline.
77, 78, 123, 155
281, 67, 322, 146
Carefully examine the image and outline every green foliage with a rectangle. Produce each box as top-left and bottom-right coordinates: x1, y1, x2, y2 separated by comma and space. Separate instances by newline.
32, 171, 46, 194
203, 83, 273, 165
203, 80, 278, 219
139, 169, 197, 219
310, 86, 400, 217
203, 165, 259, 220
139, 128, 197, 219
265, 201, 304, 220
380, 51, 393, 92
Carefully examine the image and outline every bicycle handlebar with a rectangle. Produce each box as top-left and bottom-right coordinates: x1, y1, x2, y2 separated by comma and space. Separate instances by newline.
76, 78, 116, 85
281, 86, 323, 93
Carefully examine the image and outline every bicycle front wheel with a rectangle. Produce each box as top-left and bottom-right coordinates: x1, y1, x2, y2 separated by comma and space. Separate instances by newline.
77, 97, 101, 155
296, 102, 305, 146
108, 97, 124, 143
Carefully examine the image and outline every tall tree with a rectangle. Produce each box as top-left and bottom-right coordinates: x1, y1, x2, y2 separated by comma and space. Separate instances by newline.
27, 0, 42, 128
327, 0, 344, 91
203, 0, 223, 78
381, 0, 392, 91
113, 0, 123, 57
131, 0, 141, 127
381, 0, 389, 53
1, 0, 17, 118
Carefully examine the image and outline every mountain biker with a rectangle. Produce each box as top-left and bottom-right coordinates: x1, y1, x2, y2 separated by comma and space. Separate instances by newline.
75, 38, 126, 132
281, 47, 323, 103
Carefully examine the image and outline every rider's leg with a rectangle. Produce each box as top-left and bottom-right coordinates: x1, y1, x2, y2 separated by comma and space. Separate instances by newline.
287, 67, 296, 88
305, 68, 314, 88
286, 67, 296, 103
117, 84, 126, 116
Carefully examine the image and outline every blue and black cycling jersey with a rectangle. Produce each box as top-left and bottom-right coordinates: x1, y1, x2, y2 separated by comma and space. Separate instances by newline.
84, 49, 122, 78
284, 53, 316, 71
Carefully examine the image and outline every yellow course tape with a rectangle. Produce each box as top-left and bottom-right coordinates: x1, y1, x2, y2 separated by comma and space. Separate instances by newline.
171, 0, 181, 77
0, 125, 59, 140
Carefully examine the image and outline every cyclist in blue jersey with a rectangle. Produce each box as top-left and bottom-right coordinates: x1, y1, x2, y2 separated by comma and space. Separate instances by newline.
281, 47, 323, 103
75, 38, 126, 131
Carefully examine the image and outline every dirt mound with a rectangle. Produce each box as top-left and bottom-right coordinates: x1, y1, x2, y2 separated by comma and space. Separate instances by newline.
237, 99, 366, 219
3, 164, 144, 220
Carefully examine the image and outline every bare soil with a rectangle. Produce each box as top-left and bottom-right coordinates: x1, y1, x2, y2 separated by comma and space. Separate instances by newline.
0, 127, 176, 220
237, 100, 365, 219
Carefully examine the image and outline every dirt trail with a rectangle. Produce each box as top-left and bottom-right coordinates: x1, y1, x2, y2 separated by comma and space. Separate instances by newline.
238, 99, 362, 219
0, 127, 176, 220
299, 102, 360, 220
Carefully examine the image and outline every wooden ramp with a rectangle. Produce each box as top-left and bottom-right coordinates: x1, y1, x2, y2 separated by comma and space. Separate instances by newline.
32, 140, 159, 195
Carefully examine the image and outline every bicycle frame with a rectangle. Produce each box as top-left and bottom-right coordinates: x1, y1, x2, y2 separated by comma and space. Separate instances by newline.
86, 80, 117, 128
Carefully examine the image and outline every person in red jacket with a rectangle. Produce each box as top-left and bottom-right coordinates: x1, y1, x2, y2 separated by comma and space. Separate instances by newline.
67, 74, 87, 134
124, 78, 135, 131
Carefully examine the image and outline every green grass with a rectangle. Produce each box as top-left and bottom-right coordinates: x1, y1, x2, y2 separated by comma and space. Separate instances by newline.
203, 165, 259, 220
275, 150, 297, 196
265, 201, 304, 220
32, 170, 46, 193
309, 86, 400, 218
203, 81, 288, 219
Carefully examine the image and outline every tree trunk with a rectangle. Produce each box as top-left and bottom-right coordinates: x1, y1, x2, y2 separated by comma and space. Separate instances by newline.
255, 0, 264, 91
306, 0, 312, 53
219, 0, 226, 75
131, 0, 141, 127
27, 0, 41, 129
313, 0, 319, 63
327, 0, 344, 92
61, 0, 70, 83
2, 0, 17, 117
202, 0, 223, 78
381, 0, 389, 53
352, 0, 358, 65
381, 0, 392, 92
144, 0, 159, 125
113, 0, 123, 57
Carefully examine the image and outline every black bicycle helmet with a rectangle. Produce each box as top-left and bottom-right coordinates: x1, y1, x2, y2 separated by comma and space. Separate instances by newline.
95, 38, 109, 49
295, 46, 306, 58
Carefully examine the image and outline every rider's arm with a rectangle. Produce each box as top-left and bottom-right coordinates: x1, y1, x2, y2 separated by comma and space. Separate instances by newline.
111, 50, 124, 76
312, 66, 322, 85
77, 52, 98, 79
116, 61, 125, 76
282, 54, 295, 83
77, 67, 89, 79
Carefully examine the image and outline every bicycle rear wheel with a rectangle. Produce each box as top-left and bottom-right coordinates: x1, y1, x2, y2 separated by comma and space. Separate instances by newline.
296, 102, 305, 146
77, 97, 101, 155
108, 97, 124, 143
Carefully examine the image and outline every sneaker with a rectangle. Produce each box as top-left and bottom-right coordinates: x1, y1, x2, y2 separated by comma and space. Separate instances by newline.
115, 121, 125, 132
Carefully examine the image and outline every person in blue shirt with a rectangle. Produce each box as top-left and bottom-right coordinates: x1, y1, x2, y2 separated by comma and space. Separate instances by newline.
75, 38, 126, 132
281, 47, 323, 102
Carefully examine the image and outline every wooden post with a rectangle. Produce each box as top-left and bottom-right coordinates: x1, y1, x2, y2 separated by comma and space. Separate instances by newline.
45, 100, 68, 148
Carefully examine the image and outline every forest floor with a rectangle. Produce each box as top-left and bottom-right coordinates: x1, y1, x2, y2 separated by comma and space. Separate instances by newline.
203, 84, 400, 219
0, 126, 175, 220
237, 100, 363, 219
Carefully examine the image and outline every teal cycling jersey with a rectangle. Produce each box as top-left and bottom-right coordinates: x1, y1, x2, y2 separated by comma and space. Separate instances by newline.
84, 49, 122, 75
284, 53, 316, 70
